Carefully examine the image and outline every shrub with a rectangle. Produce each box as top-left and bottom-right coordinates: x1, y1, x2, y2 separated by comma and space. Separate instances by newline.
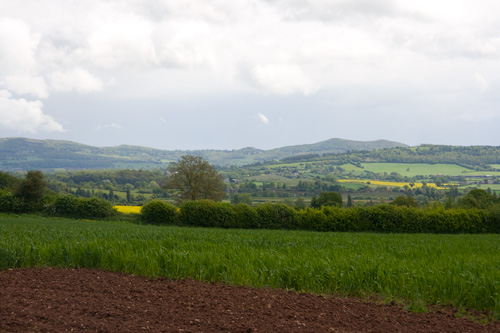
232, 203, 259, 229
141, 200, 178, 225
179, 200, 219, 227
256, 203, 299, 230
0, 191, 25, 213
297, 207, 327, 231
51, 195, 79, 217
215, 202, 236, 228
76, 197, 116, 219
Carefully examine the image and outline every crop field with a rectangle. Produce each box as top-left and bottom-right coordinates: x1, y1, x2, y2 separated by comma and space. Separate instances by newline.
359, 163, 472, 177
336, 179, 449, 189
1, 215, 499, 316
264, 162, 475, 178
464, 171, 500, 176
114, 205, 142, 214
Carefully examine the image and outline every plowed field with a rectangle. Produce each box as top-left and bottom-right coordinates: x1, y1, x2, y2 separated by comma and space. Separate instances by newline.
1, 268, 498, 332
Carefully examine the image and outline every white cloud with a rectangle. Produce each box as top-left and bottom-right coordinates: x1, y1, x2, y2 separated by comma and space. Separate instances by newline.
0, 18, 39, 72
251, 64, 318, 95
0, 89, 64, 133
4, 75, 49, 98
49, 68, 103, 93
257, 112, 269, 125
474, 73, 490, 93
1, 0, 500, 101
94, 123, 122, 131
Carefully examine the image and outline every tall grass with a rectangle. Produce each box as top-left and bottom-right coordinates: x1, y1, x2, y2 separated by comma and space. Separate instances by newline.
1, 214, 499, 317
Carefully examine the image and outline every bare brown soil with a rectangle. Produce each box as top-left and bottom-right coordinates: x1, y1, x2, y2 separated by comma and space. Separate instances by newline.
1, 267, 498, 332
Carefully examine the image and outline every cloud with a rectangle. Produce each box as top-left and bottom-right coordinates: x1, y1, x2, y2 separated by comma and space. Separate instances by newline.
4, 75, 49, 98
93, 123, 122, 131
251, 64, 318, 95
0, 18, 38, 72
0, 89, 64, 133
1, 0, 500, 101
257, 112, 269, 125
49, 68, 103, 93
474, 73, 490, 93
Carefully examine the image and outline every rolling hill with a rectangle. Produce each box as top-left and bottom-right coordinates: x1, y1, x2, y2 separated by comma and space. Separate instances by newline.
0, 137, 407, 171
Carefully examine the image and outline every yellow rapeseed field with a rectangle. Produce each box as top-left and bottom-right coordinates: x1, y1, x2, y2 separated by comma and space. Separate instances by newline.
114, 205, 142, 214
336, 179, 450, 190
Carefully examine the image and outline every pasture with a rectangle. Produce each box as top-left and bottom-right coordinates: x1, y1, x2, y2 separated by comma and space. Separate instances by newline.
1, 215, 499, 317
359, 163, 472, 177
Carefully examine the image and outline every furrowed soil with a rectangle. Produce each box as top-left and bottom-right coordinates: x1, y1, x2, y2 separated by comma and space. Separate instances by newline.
1, 268, 498, 332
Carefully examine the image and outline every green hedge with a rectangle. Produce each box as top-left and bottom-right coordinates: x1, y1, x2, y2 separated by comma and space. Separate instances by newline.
0, 191, 25, 213
141, 200, 178, 225
173, 201, 499, 234
49, 196, 115, 219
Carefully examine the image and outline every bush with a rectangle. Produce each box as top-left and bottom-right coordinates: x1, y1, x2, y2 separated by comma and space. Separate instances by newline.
179, 200, 219, 227
215, 202, 236, 228
298, 207, 327, 231
76, 197, 116, 219
141, 200, 178, 225
0, 191, 25, 213
50, 195, 79, 217
256, 203, 299, 230
232, 203, 259, 229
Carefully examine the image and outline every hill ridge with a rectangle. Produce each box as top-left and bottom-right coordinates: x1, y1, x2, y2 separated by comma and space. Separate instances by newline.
0, 137, 407, 171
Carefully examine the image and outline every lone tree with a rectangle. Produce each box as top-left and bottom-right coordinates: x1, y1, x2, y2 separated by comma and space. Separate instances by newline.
311, 191, 343, 208
167, 155, 225, 202
15, 170, 47, 211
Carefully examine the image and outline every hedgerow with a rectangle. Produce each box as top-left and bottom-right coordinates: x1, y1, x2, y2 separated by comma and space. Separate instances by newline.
141, 200, 178, 225
172, 201, 499, 234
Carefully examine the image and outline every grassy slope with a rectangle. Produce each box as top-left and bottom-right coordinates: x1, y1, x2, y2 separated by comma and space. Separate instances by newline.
0, 137, 407, 170
1, 215, 499, 316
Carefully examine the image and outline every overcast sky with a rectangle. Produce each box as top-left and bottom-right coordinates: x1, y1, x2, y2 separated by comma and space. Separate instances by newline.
1, 0, 500, 150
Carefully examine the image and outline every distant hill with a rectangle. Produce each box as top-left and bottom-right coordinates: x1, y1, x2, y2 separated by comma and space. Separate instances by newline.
0, 137, 407, 171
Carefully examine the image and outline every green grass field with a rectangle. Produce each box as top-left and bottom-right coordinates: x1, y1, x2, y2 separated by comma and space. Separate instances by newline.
360, 163, 472, 177
1, 215, 499, 317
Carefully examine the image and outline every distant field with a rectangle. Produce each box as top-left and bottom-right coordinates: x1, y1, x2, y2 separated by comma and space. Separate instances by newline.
463, 171, 500, 176
246, 174, 301, 186
337, 179, 448, 189
360, 163, 472, 177
264, 162, 475, 177
459, 184, 500, 192
1, 216, 499, 317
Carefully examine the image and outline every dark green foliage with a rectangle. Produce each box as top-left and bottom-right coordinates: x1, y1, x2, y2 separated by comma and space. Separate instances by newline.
391, 196, 418, 208
76, 197, 116, 219
0, 171, 20, 190
51, 195, 79, 217
232, 204, 259, 229
179, 200, 220, 227
178, 200, 237, 228
456, 189, 498, 209
169, 201, 499, 234
168, 155, 225, 202
141, 200, 178, 225
255, 203, 299, 230
15, 170, 47, 212
0, 191, 25, 213
298, 207, 328, 231
230, 193, 253, 206
214, 202, 237, 228
311, 192, 343, 208
347, 194, 353, 207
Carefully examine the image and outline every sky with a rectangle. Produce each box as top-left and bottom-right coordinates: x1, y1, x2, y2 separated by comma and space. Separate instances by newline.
1, 0, 500, 151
